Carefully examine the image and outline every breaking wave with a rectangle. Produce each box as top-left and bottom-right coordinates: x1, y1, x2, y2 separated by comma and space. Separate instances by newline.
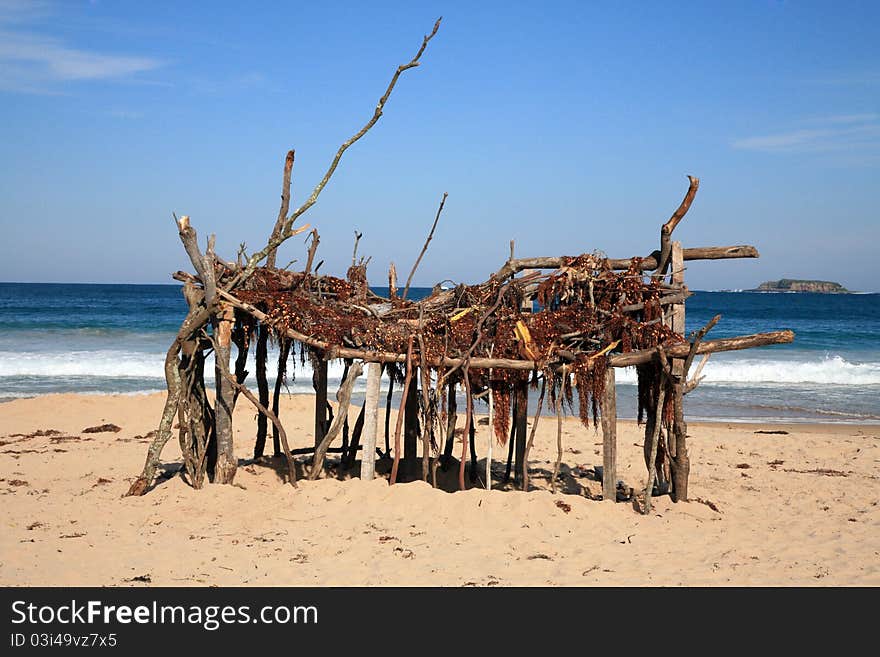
613, 354, 880, 386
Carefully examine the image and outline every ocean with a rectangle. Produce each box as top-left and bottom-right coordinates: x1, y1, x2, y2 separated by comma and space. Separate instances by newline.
1, 282, 878, 424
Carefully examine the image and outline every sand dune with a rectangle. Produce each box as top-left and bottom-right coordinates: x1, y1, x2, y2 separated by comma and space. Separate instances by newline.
0, 393, 877, 586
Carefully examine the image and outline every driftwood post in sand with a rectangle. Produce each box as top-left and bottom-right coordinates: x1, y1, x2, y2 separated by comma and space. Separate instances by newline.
361, 362, 381, 481
513, 381, 528, 490
313, 358, 328, 449
310, 362, 363, 479
212, 301, 237, 484
600, 367, 617, 502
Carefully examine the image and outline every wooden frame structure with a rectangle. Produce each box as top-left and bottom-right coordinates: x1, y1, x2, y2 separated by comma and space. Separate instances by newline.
125, 19, 794, 513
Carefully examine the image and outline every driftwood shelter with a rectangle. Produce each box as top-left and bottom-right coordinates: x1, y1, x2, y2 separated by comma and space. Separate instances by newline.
126, 19, 793, 513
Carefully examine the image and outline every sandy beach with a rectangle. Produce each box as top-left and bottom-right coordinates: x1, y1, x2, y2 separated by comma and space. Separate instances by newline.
0, 392, 876, 587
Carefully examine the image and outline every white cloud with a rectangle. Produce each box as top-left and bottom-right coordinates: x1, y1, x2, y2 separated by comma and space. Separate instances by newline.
0, 2, 162, 93
732, 115, 880, 154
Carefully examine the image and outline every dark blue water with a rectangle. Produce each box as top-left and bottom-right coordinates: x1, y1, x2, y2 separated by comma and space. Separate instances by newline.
1, 283, 878, 423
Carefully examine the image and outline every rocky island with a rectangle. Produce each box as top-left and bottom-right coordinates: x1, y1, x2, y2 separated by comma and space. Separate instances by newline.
752, 278, 851, 293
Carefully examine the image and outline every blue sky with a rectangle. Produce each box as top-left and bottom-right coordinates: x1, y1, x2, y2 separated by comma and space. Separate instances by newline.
0, 0, 877, 290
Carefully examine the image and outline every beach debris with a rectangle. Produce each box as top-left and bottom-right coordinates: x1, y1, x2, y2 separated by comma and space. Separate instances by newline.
527, 553, 553, 561
555, 499, 572, 513
50, 435, 90, 443
735, 463, 751, 469
125, 574, 152, 583
7, 479, 29, 487
783, 468, 849, 477
82, 424, 121, 434
9, 429, 62, 438
393, 547, 414, 559
754, 430, 789, 435
693, 497, 721, 513
26, 521, 43, 530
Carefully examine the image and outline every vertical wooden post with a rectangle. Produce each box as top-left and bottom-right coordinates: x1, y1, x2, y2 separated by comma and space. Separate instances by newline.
212, 302, 237, 484
600, 366, 618, 502
313, 357, 328, 449
669, 240, 685, 461
404, 366, 420, 477
669, 240, 691, 500
254, 323, 270, 456
513, 380, 528, 490
271, 338, 291, 456
442, 381, 457, 466
361, 362, 381, 481
486, 378, 493, 490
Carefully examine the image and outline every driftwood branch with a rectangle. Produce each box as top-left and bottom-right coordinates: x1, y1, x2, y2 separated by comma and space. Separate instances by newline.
523, 377, 546, 492
402, 191, 447, 300
266, 149, 295, 269
390, 337, 415, 484
351, 231, 363, 266
655, 175, 700, 276
493, 245, 757, 280
224, 20, 441, 292
310, 361, 363, 479
288, 18, 441, 228
304, 229, 320, 277
217, 364, 297, 487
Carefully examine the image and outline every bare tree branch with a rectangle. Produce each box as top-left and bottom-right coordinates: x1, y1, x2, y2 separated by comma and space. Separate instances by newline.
287, 18, 442, 228
403, 191, 447, 300
266, 149, 296, 269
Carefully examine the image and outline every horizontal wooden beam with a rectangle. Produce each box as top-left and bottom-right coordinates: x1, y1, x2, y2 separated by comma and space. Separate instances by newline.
607, 330, 793, 367
219, 289, 793, 372
498, 245, 759, 277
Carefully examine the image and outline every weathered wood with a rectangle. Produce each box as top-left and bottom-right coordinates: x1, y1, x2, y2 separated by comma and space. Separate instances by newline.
266, 150, 295, 269
404, 366, 421, 476
361, 362, 381, 481
643, 381, 667, 514
217, 367, 297, 487
313, 357, 328, 448
403, 192, 447, 300
468, 405, 478, 483
513, 380, 528, 490
271, 338, 291, 456
390, 337, 414, 484
492, 245, 758, 279
600, 366, 618, 502
669, 241, 685, 460
212, 301, 237, 484
219, 290, 791, 371
655, 176, 700, 276
522, 378, 546, 492
342, 401, 365, 469
486, 368, 494, 490
441, 381, 457, 467
459, 373, 472, 491
310, 361, 363, 479
383, 365, 394, 455
609, 330, 793, 367
503, 394, 517, 483
253, 322, 270, 458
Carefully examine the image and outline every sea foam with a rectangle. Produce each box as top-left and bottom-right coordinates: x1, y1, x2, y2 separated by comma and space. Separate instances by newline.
614, 354, 880, 386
